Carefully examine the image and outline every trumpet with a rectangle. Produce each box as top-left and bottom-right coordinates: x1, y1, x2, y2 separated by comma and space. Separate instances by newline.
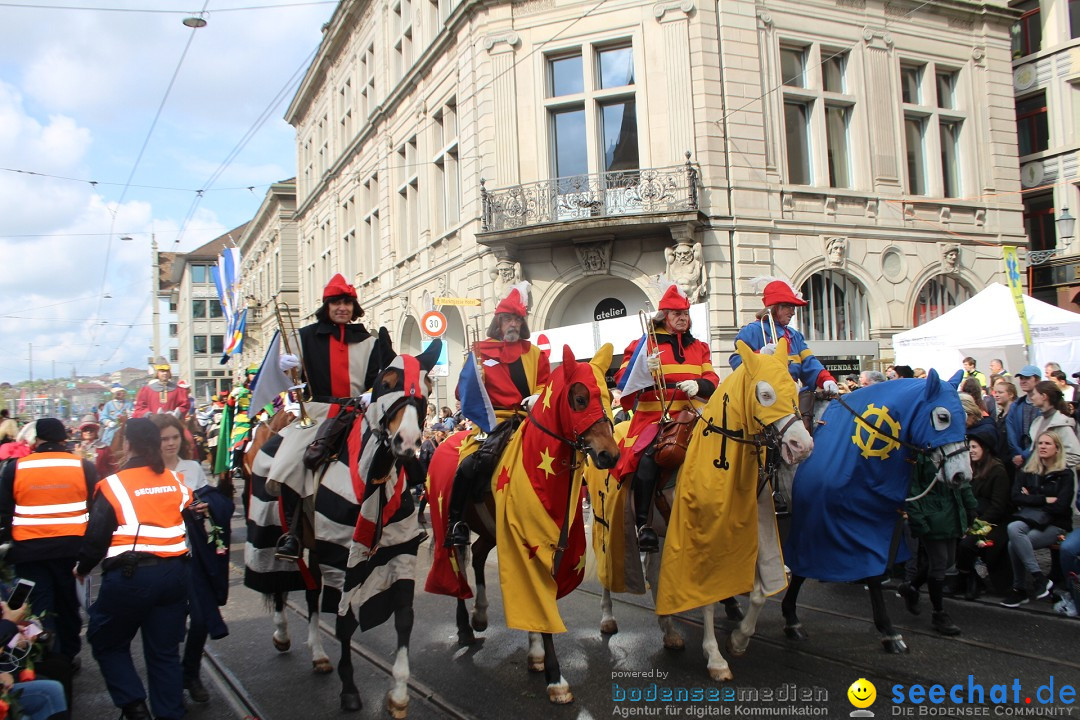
638, 309, 670, 423
272, 298, 316, 428
759, 308, 779, 347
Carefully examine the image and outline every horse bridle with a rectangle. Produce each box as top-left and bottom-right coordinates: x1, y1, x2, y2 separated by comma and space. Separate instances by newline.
370, 393, 427, 447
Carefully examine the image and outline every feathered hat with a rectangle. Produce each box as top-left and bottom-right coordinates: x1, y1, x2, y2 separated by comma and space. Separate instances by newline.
494, 281, 530, 317
751, 276, 807, 307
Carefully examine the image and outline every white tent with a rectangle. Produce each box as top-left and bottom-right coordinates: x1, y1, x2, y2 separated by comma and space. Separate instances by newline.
893, 282, 1080, 377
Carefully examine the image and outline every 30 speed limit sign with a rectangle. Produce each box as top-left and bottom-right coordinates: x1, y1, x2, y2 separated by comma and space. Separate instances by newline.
421, 310, 447, 337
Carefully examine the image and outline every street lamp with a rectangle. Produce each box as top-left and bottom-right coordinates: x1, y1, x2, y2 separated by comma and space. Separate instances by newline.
1028, 207, 1076, 265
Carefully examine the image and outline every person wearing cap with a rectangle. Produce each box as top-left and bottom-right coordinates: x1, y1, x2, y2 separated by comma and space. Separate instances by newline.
1005, 365, 1043, 468
265, 273, 395, 560
100, 385, 133, 446
444, 282, 551, 548
75, 414, 118, 478
0, 418, 96, 670
133, 363, 191, 419
76, 418, 192, 720
730, 278, 839, 397
613, 283, 719, 552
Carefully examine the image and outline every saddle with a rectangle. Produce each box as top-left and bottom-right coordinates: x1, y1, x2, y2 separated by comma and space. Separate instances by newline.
459, 415, 523, 500
302, 399, 362, 472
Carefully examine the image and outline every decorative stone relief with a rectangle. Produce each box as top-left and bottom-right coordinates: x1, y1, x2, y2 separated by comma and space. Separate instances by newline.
653, 0, 695, 22
974, 208, 986, 227
664, 241, 706, 303
576, 241, 611, 276
398, 294, 410, 311
490, 256, 525, 302
881, 246, 906, 283
824, 236, 847, 267
483, 31, 521, 53
436, 275, 448, 296
755, 8, 773, 25
824, 196, 837, 216
866, 199, 878, 218
939, 207, 952, 224
940, 243, 961, 274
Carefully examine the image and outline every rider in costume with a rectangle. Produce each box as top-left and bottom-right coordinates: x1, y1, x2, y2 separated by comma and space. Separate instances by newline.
133, 362, 192, 418
269, 273, 395, 560
614, 282, 718, 553
445, 283, 550, 548
100, 384, 133, 446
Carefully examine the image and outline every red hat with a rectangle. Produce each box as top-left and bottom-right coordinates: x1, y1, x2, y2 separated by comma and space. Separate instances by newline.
658, 283, 690, 311
762, 280, 807, 307
322, 273, 357, 301
495, 285, 528, 317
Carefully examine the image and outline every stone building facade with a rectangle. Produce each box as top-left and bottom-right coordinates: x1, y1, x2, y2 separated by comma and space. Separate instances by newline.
266, 0, 1025, 389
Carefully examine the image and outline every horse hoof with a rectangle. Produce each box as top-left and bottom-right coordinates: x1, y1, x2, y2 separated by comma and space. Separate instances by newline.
709, 666, 733, 682
663, 635, 685, 651
340, 692, 362, 712
547, 686, 574, 705
527, 658, 545, 673
272, 636, 291, 653
470, 616, 488, 633
882, 635, 909, 654
312, 657, 334, 674
784, 624, 809, 642
725, 635, 747, 658
458, 630, 477, 647
600, 619, 619, 635
387, 693, 409, 719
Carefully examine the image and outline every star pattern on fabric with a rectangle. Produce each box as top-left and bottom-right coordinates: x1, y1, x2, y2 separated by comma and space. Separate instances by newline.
573, 553, 586, 574
496, 466, 511, 492
537, 448, 556, 477
542, 385, 553, 410
524, 541, 539, 559
437, 492, 444, 515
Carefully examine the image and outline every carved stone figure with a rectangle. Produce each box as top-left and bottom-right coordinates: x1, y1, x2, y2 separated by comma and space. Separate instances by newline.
825, 236, 847, 267
490, 258, 525, 303
940, 243, 960, 273
664, 241, 706, 303
575, 242, 610, 275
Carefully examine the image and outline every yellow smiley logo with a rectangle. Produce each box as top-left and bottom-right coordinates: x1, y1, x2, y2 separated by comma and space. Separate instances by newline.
847, 678, 876, 709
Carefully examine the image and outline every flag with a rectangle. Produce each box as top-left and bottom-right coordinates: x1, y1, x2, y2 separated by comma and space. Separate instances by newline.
250, 330, 293, 414
210, 247, 246, 365
221, 308, 246, 362
616, 334, 653, 395
1002, 246, 1033, 349
458, 352, 496, 433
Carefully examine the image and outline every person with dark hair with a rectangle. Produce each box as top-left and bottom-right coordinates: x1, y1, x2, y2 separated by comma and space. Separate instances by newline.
76, 417, 192, 720
1006, 365, 1043, 469
962, 357, 988, 390
1027, 380, 1080, 467
892, 365, 915, 379
266, 273, 395, 560
955, 425, 1012, 599
445, 282, 550, 548
1049, 369, 1079, 405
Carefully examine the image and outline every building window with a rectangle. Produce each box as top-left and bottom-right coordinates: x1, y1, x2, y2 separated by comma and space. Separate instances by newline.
1016, 92, 1049, 156
190, 265, 207, 284
169, 348, 179, 363
1011, 0, 1041, 59
341, 195, 356, 281
1072, 0, 1080, 39
432, 99, 460, 232
192, 299, 206, 318
210, 335, 224, 356
396, 137, 419, 255
900, 61, 965, 197
1023, 192, 1056, 253
780, 44, 856, 188
168, 301, 177, 313
360, 43, 376, 119
209, 299, 223, 319
168, 323, 178, 338
339, 76, 353, 148
799, 271, 870, 342
913, 276, 971, 325
193, 336, 208, 355
544, 42, 638, 183
361, 173, 380, 277
393, 0, 413, 82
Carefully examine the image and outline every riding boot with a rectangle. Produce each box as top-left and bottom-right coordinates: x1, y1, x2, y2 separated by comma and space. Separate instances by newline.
633, 449, 660, 553
444, 466, 472, 548
275, 485, 302, 560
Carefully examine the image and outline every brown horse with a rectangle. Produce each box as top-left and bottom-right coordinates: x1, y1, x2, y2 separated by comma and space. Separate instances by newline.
425, 344, 620, 705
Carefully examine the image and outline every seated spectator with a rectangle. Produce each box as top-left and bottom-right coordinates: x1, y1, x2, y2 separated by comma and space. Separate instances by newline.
436, 406, 456, 432
1053, 488, 1080, 617
1027, 381, 1080, 468
956, 426, 1012, 598
1000, 432, 1076, 607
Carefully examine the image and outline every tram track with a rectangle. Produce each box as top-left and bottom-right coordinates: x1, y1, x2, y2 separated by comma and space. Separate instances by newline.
202, 642, 271, 720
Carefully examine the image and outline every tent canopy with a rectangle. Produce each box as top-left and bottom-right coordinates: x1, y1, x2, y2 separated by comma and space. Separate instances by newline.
893, 283, 1080, 377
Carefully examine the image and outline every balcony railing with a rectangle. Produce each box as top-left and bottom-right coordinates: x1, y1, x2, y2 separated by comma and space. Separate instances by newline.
481, 155, 698, 232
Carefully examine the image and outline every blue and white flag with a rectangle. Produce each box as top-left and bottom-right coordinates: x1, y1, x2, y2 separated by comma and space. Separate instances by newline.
459, 352, 497, 433
617, 334, 654, 395
210, 246, 245, 365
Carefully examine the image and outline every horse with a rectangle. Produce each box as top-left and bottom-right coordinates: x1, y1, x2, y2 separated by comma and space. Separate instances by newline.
589, 339, 814, 682
312, 342, 441, 717
424, 344, 621, 704
780, 368, 971, 653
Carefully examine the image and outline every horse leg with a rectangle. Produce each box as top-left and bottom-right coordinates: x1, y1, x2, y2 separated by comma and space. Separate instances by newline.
455, 598, 475, 647
307, 585, 332, 673
271, 592, 291, 652
646, 552, 682, 650
701, 603, 732, 682
525, 632, 545, 672
600, 588, 618, 635
470, 536, 492, 633
867, 577, 908, 654
542, 632, 572, 704
386, 582, 413, 719
781, 574, 810, 641
722, 596, 744, 622
728, 583, 766, 657
336, 610, 361, 712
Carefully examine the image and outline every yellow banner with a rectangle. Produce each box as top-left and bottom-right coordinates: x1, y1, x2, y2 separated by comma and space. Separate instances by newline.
1002, 246, 1033, 347
434, 296, 481, 307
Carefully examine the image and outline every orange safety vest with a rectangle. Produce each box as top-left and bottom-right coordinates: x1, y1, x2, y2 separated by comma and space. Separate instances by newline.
97, 466, 191, 559
12, 452, 90, 542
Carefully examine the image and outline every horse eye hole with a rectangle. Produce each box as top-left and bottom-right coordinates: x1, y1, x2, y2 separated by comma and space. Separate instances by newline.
756, 381, 777, 407
931, 407, 951, 431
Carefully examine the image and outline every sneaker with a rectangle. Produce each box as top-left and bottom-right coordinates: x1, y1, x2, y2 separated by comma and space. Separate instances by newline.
1053, 595, 1078, 618
1000, 588, 1029, 608
1032, 573, 1053, 600
896, 582, 921, 615
184, 675, 210, 703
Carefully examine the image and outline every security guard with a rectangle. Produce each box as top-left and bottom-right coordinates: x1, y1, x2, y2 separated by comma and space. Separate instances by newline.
0, 417, 96, 664
76, 418, 191, 720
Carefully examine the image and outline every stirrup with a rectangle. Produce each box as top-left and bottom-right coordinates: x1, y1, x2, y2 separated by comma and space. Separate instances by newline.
445, 521, 471, 548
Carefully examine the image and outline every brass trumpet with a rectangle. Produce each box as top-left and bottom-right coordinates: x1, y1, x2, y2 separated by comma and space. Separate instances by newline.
638, 309, 670, 423
272, 298, 316, 428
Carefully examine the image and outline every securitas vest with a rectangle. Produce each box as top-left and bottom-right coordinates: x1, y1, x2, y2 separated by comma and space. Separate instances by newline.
13, 452, 90, 542
98, 467, 191, 559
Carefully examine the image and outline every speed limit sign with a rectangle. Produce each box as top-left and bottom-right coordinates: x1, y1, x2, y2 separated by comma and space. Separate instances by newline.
421, 310, 447, 337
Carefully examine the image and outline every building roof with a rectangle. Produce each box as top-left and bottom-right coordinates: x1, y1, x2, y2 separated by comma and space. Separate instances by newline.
187, 223, 250, 259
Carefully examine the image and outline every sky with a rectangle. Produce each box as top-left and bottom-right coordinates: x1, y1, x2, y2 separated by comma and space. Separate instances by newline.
0, 0, 337, 384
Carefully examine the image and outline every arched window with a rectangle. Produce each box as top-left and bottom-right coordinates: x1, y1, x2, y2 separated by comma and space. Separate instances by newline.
912, 276, 971, 325
798, 271, 870, 341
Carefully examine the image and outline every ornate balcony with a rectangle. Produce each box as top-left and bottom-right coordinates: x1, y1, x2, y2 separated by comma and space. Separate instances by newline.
480, 156, 699, 233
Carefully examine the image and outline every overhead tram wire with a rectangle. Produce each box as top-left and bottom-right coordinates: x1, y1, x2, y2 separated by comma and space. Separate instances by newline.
81, 0, 210, 372
0, 2, 336, 15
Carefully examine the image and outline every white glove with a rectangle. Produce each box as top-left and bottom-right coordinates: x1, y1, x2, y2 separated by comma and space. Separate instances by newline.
646, 353, 661, 373
106, 420, 116, 428
522, 393, 540, 411
760, 343, 777, 356
279, 353, 300, 372
676, 380, 700, 397
822, 380, 839, 396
